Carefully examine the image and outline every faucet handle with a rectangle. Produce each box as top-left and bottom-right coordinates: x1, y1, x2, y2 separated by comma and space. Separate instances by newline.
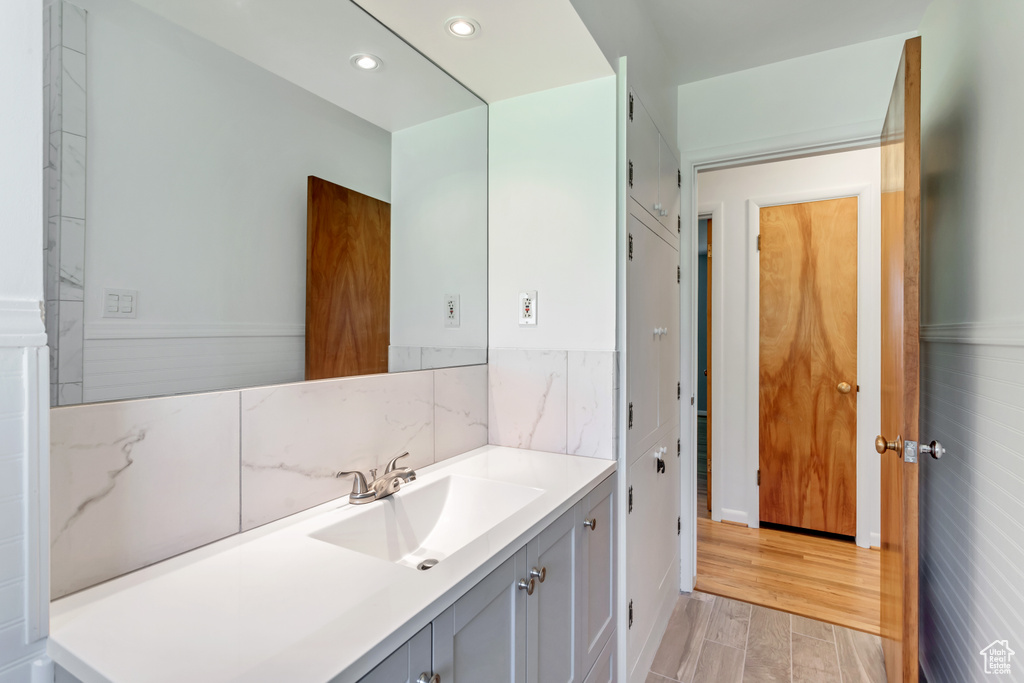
385, 452, 411, 474
336, 470, 370, 495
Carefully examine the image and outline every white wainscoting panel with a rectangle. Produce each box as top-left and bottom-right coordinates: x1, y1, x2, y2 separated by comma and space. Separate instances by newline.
50, 391, 240, 598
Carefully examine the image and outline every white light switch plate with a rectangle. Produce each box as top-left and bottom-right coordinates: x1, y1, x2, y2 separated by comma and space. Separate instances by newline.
519, 291, 537, 326
102, 288, 139, 319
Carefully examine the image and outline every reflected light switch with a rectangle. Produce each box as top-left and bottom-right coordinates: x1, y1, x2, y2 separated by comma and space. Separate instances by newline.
103, 288, 139, 319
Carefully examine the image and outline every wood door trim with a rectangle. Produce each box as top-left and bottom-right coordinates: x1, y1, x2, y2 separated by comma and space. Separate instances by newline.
706, 217, 713, 513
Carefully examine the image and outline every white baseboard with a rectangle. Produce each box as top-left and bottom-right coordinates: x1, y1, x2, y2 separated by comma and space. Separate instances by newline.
84, 321, 304, 340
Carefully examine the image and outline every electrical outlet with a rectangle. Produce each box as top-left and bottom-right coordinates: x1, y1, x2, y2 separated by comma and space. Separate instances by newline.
444, 294, 460, 328
519, 291, 537, 326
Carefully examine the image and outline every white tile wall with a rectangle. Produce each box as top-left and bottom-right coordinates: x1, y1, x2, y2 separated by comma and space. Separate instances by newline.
567, 351, 616, 459
435, 364, 488, 461
50, 391, 240, 598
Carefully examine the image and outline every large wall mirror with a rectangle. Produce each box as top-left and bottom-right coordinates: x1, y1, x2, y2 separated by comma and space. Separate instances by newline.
45, 0, 487, 406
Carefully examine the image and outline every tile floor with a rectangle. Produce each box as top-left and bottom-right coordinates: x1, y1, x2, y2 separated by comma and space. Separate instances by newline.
646, 592, 886, 683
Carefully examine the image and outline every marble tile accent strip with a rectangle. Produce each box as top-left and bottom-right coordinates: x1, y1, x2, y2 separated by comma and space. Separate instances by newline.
488, 349, 567, 453
434, 364, 487, 461
240, 371, 435, 530
567, 351, 615, 459
50, 391, 240, 598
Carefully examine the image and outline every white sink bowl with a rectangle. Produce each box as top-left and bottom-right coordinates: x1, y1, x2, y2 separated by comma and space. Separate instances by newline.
310, 475, 544, 569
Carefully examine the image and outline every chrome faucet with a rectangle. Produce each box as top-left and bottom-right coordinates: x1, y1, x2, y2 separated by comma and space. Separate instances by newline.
336, 452, 417, 505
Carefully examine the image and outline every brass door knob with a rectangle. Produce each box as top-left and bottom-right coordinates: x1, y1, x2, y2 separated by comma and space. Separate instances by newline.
838, 382, 852, 394
875, 434, 902, 455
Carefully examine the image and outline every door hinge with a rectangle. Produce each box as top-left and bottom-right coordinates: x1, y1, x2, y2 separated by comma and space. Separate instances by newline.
628, 160, 634, 188
677, 265, 681, 283
677, 438, 681, 457
628, 233, 633, 261
628, 93, 634, 121
678, 215, 681, 234
757, 235, 761, 251
628, 599, 634, 629
678, 516, 681, 535
628, 401, 634, 428
757, 469, 761, 486
707, 244, 712, 259
690, 396, 695, 406
677, 169, 682, 188
677, 382, 681, 400
628, 485, 633, 513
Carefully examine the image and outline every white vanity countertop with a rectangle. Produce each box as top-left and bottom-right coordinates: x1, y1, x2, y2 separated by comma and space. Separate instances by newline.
48, 446, 615, 683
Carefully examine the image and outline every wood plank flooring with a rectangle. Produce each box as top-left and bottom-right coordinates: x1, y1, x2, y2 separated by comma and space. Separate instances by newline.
696, 518, 880, 636
646, 593, 885, 683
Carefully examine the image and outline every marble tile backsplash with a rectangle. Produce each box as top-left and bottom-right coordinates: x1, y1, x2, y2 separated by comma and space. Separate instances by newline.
488, 349, 616, 460
50, 365, 488, 598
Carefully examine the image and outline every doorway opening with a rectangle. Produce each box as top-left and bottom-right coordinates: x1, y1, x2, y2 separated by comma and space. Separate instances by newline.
692, 148, 883, 637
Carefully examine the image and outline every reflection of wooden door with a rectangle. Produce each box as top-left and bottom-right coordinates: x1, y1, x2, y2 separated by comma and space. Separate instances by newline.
759, 197, 858, 536
305, 176, 390, 380
706, 218, 713, 512
878, 37, 922, 683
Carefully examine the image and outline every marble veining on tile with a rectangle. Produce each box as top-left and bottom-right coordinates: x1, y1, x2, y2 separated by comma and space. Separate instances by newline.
388, 345, 421, 372
60, 133, 86, 220
434, 364, 487, 461
50, 391, 240, 598
56, 300, 83, 387
240, 371, 435, 530
58, 217, 84, 301
60, 46, 86, 137
61, 2, 87, 54
488, 349, 567, 453
567, 350, 615, 459
421, 346, 487, 370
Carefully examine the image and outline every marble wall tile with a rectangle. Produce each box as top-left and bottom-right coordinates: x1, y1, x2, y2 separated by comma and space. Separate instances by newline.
48, 47, 61, 135
62, 2, 86, 54
488, 349, 567, 453
421, 346, 488, 370
240, 371, 435, 530
388, 345, 421, 372
435, 365, 487, 461
60, 47, 86, 137
57, 383, 82, 405
58, 217, 84, 301
47, 132, 61, 219
49, 3, 63, 53
50, 391, 241, 598
46, 218, 60, 302
567, 351, 615, 460
57, 300, 83, 387
60, 133, 86, 220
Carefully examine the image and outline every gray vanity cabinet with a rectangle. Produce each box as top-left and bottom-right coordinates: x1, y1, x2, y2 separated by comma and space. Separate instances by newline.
356, 625, 433, 683
431, 550, 528, 683
526, 508, 579, 683
577, 475, 615, 677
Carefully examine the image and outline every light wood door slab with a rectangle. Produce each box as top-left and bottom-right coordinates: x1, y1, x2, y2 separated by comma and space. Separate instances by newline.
879, 37, 922, 683
759, 197, 858, 537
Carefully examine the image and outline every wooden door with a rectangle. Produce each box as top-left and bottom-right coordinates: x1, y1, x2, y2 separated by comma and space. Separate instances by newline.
527, 508, 578, 683
878, 37, 922, 683
358, 624, 432, 683
432, 549, 527, 683
759, 197, 859, 536
577, 475, 615, 677
305, 176, 390, 380
706, 218, 713, 512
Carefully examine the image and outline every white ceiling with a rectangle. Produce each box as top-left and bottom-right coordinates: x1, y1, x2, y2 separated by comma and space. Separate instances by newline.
639, 0, 932, 85
127, 0, 483, 131
354, 0, 614, 103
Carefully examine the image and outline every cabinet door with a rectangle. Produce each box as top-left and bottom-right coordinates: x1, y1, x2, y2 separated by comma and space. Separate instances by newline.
627, 216, 661, 450
626, 89, 660, 223
658, 137, 681, 241
577, 475, 615, 677
527, 508, 578, 683
582, 629, 616, 683
358, 624, 432, 683
433, 549, 527, 683
657, 237, 681, 428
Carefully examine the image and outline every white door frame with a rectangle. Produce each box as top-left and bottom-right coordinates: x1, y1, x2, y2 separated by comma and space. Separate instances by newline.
679, 136, 879, 592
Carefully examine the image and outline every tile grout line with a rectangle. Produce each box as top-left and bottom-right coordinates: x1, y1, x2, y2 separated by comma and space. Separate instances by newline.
789, 613, 794, 683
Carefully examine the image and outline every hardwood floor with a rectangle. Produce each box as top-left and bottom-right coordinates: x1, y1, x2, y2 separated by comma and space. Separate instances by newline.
646, 593, 885, 683
695, 518, 881, 636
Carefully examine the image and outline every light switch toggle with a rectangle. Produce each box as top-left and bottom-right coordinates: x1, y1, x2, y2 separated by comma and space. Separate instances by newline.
103, 288, 139, 319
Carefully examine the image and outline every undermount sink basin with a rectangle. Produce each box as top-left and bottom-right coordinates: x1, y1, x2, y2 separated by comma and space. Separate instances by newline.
310, 475, 544, 569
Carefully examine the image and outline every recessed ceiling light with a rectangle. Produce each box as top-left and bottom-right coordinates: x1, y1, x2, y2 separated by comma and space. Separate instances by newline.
445, 17, 480, 38
350, 53, 382, 71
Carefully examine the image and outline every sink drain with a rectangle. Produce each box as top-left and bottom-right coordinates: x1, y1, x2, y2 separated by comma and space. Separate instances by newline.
417, 559, 439, 571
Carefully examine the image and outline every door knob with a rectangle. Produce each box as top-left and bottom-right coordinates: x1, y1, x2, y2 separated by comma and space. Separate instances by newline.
921, 440, 944, 459
837, 382, 852, 394
583, 517, 597, 531
417, 674, 440, 683
530, 566, 547, 583
517, 577, 535, 595
875, 434, 902, 456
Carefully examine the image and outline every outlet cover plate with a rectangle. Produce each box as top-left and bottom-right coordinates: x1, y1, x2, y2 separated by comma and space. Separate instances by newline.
444, 294, 460, 328
519, 290, 537, 326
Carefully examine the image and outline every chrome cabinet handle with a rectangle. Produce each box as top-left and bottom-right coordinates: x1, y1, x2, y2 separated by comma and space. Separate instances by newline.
583, 517, 597, 531
921, 440, 944, 459
417, 674, 440, 683
530, 566, 546, 583
517, 578, 535, 595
